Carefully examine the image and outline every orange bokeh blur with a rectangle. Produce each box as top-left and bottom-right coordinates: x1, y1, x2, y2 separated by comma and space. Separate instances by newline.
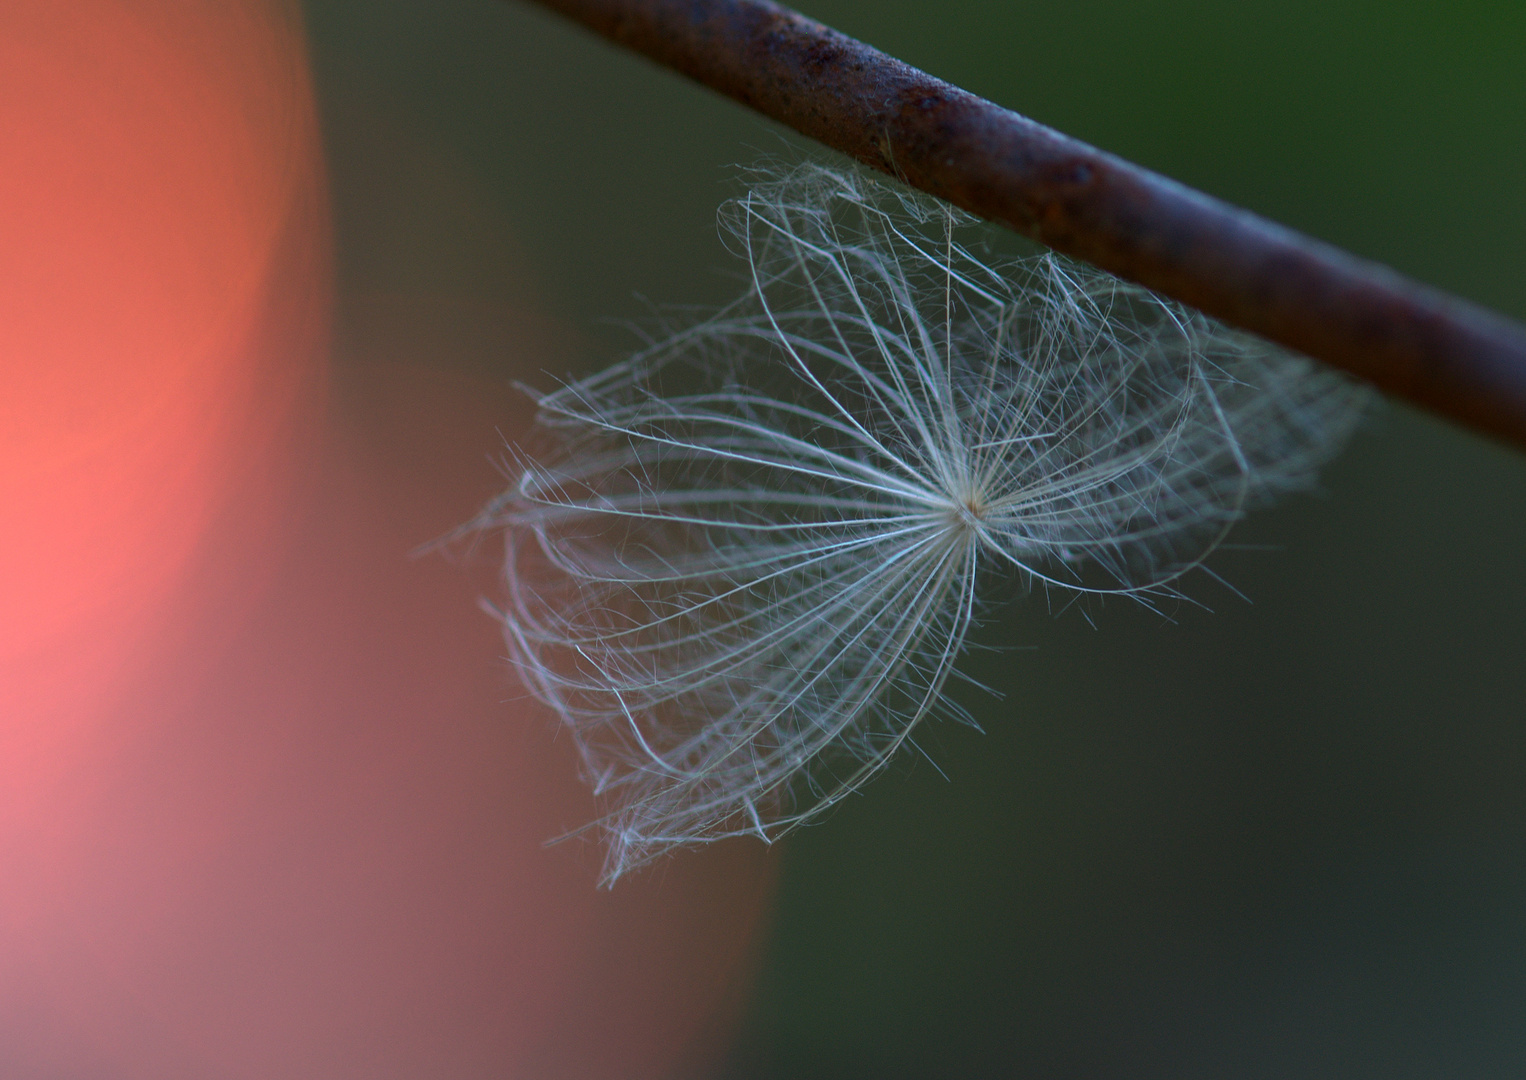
0, 4, 776, 1077
0, 2, 325, 789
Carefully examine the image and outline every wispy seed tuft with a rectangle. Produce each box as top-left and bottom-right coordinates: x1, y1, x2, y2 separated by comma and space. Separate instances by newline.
469, 162, 1367, 884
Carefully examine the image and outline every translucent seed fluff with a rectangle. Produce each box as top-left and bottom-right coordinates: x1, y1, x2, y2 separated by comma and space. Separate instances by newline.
470, 163, 1368, 883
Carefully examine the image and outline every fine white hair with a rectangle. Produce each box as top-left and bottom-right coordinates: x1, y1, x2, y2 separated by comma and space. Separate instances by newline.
471, 162, 1367, 884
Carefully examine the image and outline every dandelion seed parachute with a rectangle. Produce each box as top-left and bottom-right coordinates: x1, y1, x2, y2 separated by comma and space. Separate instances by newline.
473, 163, 1366, 884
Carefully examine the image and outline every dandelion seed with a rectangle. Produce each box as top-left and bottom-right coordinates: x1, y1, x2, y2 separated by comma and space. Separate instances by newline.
470, 162, 1367, 884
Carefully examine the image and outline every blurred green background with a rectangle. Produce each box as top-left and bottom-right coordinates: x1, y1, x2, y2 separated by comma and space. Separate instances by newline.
300, 1, 1526, 1076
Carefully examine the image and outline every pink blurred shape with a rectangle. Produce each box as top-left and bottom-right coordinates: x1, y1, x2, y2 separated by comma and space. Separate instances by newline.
0, 4, 776, 1077
0, 1, 327, 804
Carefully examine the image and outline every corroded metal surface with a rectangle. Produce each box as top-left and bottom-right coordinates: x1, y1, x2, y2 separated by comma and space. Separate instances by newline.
524, 0, 1526, 450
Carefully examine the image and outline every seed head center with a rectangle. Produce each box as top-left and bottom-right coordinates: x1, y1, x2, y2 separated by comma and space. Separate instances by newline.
949, 492, 988, 533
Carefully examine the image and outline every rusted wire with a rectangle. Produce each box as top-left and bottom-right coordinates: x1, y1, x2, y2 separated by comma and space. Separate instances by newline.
518, 0, 1526, 452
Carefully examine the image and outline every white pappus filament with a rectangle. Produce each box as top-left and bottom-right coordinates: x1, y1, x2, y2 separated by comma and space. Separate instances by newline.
471, 162, 1367, 884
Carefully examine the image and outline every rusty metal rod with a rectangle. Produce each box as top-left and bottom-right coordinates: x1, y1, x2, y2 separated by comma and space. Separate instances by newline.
517, 0, 1526, 452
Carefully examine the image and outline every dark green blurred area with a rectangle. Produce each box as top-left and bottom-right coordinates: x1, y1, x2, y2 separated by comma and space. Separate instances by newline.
300, 2, 1526, 1076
